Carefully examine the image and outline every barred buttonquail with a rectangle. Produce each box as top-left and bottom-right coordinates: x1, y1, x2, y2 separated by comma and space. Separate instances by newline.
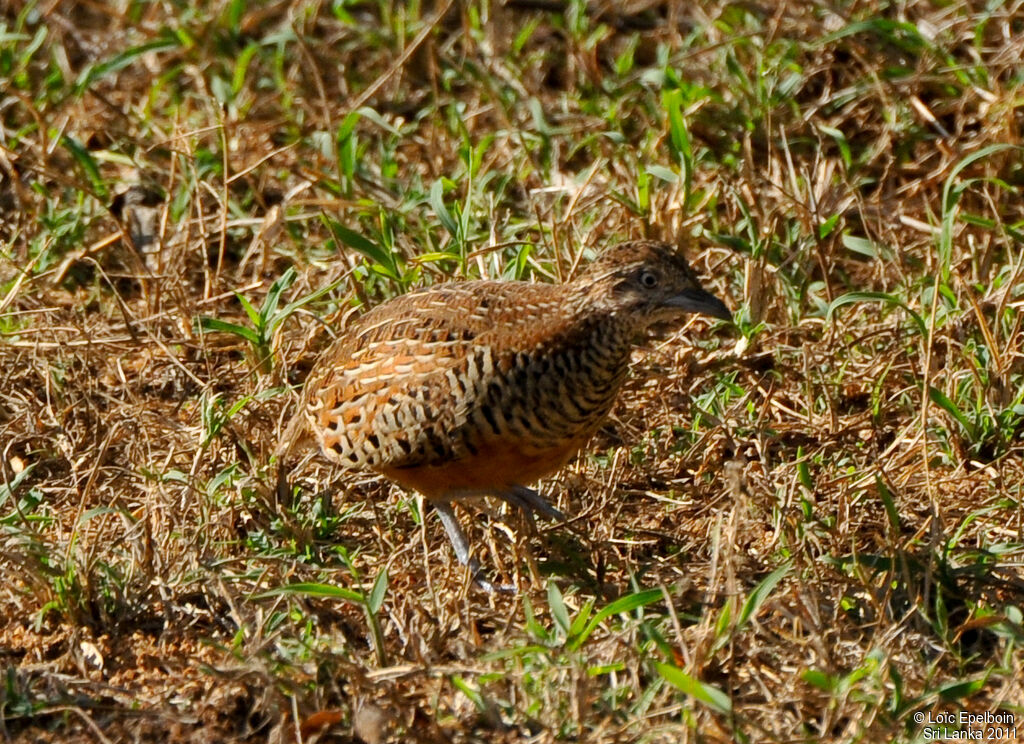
281, 240, 730, 590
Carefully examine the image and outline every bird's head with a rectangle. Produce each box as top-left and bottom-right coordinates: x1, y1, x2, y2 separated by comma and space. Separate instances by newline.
573, 240, 731, 328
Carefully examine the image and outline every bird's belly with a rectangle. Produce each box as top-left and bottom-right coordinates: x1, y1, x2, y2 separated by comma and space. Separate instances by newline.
379, 431, 593, 500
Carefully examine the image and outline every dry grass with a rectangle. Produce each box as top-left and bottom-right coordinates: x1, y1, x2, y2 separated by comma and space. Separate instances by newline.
2, 1, 1024, 742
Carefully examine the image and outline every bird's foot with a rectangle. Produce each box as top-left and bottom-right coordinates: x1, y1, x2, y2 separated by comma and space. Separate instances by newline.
467, 557, 516, 594
498, 485, 565, 521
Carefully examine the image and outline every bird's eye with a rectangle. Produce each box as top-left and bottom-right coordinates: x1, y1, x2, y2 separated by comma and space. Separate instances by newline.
639, 270, 659, 288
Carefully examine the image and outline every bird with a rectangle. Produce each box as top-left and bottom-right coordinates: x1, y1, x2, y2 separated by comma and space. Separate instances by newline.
278, 240, 731, 590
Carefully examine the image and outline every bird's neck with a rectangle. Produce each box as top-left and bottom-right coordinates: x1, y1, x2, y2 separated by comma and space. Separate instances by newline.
582, 311, 635, 369
562, 281, 640, 345
545, 292, 638, 391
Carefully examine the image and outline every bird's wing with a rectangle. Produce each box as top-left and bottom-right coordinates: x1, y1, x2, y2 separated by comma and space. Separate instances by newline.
301, 281, 566, 470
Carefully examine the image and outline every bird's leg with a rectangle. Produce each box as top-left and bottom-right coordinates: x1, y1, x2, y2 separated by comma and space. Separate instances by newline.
433, 501, 472, 564
495, 489, 540, 535
497, 485, 565, 522
432, 501, 514, 593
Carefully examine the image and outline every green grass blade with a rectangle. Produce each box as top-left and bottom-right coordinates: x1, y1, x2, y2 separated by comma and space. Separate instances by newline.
323, 219, 400, 280
195, 316, 261, 346
939, 144, 1020, 282
430, 179, 460, 238
73, 35, 183, 95
875, 475, 901, 533
928, 386, 977, 441
234, 292, 263, 330
737, 562, 791, 630
547, 581, 571, 636
276, 277, 345, 324
59, 136, 107, 200
569, 588, 663, 651
257, 582, 363, 603
261, 266, 297, 324
826, 291, 927, 337
656, 662, 732, 714
367, 568, 388, 615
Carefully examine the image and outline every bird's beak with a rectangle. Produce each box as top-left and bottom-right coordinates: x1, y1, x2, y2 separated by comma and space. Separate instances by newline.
665, 287, 732, 321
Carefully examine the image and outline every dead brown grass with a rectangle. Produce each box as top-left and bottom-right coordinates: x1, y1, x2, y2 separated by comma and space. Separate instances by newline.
2, 1, 1024, 742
